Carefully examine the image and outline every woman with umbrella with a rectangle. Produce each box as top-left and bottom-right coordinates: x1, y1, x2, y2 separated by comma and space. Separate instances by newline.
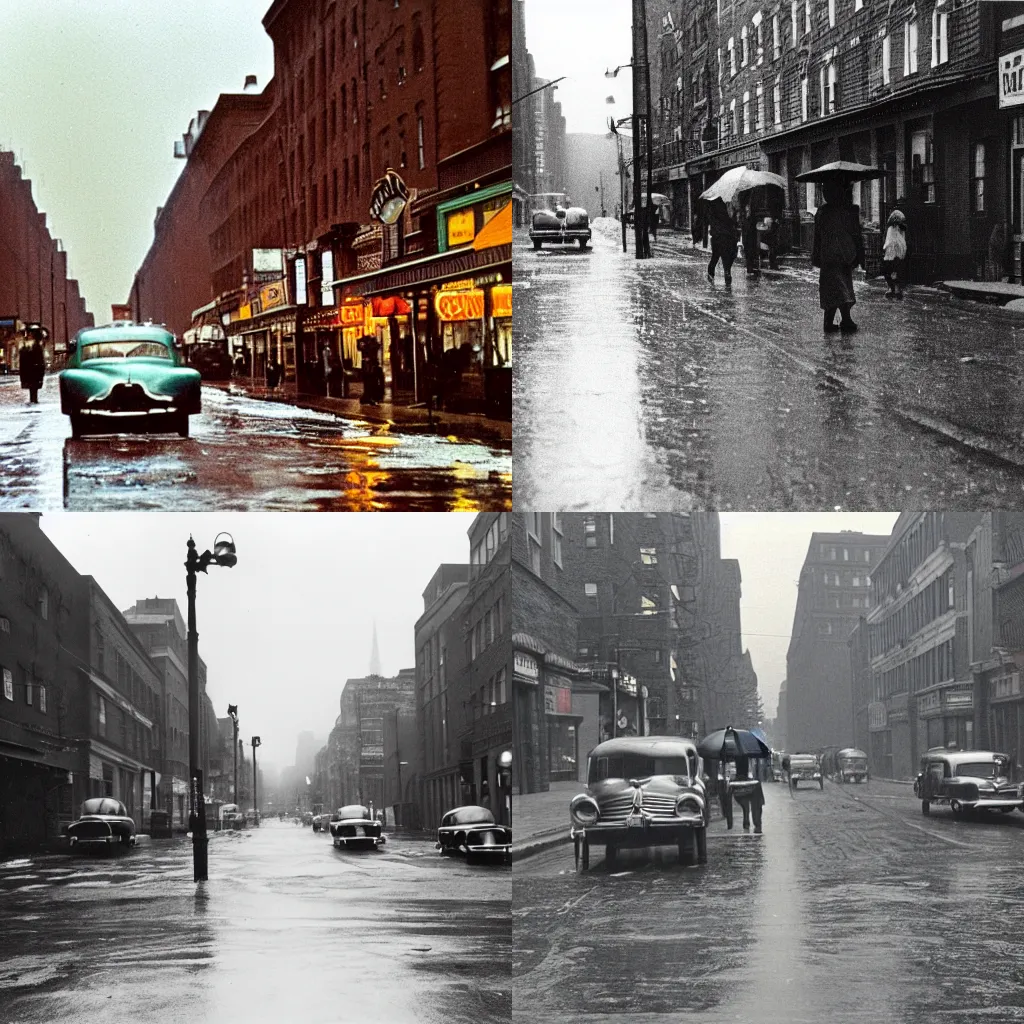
697, 726, 770, 834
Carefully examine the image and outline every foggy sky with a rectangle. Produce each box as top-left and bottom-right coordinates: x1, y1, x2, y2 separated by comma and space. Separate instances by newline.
524, 0, 634, 136
720, 512, 901, 720
39, 513, 476, 773
0, 1, 275, 322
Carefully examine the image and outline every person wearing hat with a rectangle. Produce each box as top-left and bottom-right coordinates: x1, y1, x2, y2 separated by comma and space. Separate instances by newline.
881, 207, 908, 299
19, 326, 46, 404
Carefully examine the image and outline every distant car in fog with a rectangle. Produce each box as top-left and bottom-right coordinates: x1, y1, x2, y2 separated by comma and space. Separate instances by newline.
67, 798, 137, 851
529, 194, 591, 250
328, 804, 386, 850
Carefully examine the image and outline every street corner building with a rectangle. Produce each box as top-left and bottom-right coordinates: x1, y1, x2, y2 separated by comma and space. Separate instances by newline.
128, 0, 512, 421
0, 515, 223, 856
644, 0, 1024, 284
511, 512, 761, 796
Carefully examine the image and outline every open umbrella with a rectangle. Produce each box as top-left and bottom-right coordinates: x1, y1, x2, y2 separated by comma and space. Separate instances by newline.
697, 726, 771, 761
795, 160, 882, 183
699, 166, 787, 204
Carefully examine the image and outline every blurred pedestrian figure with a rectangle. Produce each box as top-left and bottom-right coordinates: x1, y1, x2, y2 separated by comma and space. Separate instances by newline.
706, 198, 738, 287
741, 199, 760, 277
881, 208, 908, 299
19, 328, 46, 404
731, 756, 765, 834
812, 179, 864, 333
357, 334, 381, 405
649, 201, 659, 241
759, 212, 781, 270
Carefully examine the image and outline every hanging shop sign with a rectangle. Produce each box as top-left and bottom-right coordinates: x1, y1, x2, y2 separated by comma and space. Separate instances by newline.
294, 256, 307, 305
305, 308, 343, 329
434, 289, 485, 322
999, 49, 1024, 108
441, 278, 477, 292
369, 167, 410, 225
491, 284, 512, 318
340, 301, 366, 327
235, 303, 252, 322
447, 208, 476, 248
260, 280, 286, 312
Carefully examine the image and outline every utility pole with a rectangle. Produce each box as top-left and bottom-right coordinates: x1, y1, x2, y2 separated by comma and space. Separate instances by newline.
252, 736, 261, 822
227, 705, 239, 804
632, 0, 652, 259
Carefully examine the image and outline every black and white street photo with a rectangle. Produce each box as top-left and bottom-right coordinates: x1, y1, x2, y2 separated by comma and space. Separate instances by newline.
511, 511, 1024, 1023
513, 0, 1024, 509
0, 512, 511, 1023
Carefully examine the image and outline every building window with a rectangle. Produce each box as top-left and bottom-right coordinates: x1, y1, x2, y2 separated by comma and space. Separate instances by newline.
801, 76, 808, 121
773, 13, 781, 59
755, 16, 764, 63
828, 0, 835, 27
640, 547, 658, 565
773, 78, 782, 124
584, 583, 598, 598
882, 33, 891, 85
38, 588, 48, 620
3, 667, 12, 701
741, 25, 749, 66
756, 83, 765, 130
855, 0, 863, 9
904, 20, 918, 76
804, 0, 811, 35
827, 60, 837, 113
412, 18, 425, 71
417, 112, 425, 169
39, 685, 46, 714
728, 36, 736, 76
931, 3, 948, 67
25, 675, 32, 705
973, 143, 985, 212
552, 513, 564, 568
99, 695, 106, 736
910, 127, 935, 203
730, 98, 737, 135
742, 92, 751, 134
791, 1, 799, 47
585, 515, 597, 547
641, 595, 659, 614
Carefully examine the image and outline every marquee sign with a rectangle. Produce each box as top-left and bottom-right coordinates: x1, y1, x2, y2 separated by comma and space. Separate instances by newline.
434, 289, 484, 322
999, 49, 1024, 108
369, 167, 410, 225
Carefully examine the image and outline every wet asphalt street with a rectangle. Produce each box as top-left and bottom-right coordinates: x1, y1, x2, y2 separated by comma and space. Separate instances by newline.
513, 779, 1024, 1023
0, 820, 510, 1024
514, 219, 1024, 510
0, 379, 510, 511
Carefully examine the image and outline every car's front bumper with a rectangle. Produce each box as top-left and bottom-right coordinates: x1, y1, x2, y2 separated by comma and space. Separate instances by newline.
571, 812, 705, 847
790, 773, 822, 781
965, 797, 1022, 810
530, 228, 591, 243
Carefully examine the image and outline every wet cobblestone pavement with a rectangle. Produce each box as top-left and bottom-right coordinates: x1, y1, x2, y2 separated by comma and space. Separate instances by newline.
514, 219, 1024, 510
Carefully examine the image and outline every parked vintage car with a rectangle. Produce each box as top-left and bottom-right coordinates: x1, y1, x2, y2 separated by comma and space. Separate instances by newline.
836, 748, 869, 784
219, 803, 245, 830
569, 736, 709, 873
436, 806, 511, 863
328, 804, 386, 850
59, 322, 201, 438
788, 753, 823, 790
530, 202, 592, 250
916, 749, 1022, 817
67, 798, 137, 851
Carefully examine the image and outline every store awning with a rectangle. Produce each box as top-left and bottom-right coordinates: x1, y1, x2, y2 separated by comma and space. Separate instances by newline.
472, 201, 511, 251
0, 738, 73, 772
371, 295, 411, 316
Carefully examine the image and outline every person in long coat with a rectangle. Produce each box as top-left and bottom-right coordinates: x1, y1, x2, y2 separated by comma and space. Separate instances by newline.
705, 197, 738, 287
19, 333, 45, 404
811, 179, 865, 333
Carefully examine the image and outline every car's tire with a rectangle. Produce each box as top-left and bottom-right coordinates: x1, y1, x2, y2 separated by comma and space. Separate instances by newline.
921, 800, 930, 815
1000, 806, 1015, 814
578, 238, 587, 249
695, 828, 708, 864
532, 239, 542, 250
176, 415, 190, 438
574, 836, 589, 874
70, 413, 84, 439
819, 779, 824, 790
605, 844, 617, 869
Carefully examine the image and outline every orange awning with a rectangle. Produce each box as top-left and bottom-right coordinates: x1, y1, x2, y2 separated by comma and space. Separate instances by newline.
371, 295, 411, 316
472, 200, 512, 251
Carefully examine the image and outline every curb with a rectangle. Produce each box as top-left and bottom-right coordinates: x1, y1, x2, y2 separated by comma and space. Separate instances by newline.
511, 830, 571, 862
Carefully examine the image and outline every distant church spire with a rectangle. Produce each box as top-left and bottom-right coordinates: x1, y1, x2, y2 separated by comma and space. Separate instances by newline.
369, 621, 382, 676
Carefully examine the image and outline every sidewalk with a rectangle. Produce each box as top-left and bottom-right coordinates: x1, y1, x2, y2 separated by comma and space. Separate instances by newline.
206, 378, 512, 447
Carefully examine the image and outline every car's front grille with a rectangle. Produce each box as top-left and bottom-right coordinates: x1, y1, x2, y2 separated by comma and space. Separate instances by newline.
69, 821, 111, 840
468, 828, 509, 847
598, 789, 680, 823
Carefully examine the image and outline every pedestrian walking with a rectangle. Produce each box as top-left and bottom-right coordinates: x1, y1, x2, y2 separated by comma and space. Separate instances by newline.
19, 328, 46, 404
705, 198, 738, 287
811, 179, 865, 333
741, 200, 760, 277
881, 208, 908, 299
649, 202, 659, 241
758, 213, 781, 270
730, 756, 765, 834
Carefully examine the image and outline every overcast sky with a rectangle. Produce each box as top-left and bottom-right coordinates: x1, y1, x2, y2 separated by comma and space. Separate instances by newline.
0, 1, 275, 322
720, 512, 900, 720
524, 0, 634, 136
40, 513, 475, 774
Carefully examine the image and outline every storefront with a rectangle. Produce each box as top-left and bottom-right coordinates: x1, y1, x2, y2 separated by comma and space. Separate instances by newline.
544, 669, 581, 783
914, 682, 974, 764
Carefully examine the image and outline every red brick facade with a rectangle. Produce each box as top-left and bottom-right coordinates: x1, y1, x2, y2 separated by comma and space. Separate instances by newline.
0, 152, 94, 371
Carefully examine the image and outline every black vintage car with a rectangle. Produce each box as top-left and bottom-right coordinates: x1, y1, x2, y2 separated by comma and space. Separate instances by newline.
328, 804, 386, 850
529, 198, 591, 250
915, 749, 1022, 817
436, 806, 511, 863
67, 798, 137, 852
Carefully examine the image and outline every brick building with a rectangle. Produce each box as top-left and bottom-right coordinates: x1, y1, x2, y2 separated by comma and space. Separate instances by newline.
785, 530, 888, 752
0, 151, 93, 372
866, 512, 980, 779
651, 0, 1024, 283
131, 0, 511, 418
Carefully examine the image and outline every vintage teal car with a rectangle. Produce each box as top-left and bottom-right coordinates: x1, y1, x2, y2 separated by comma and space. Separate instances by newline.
59, 323, 201, 438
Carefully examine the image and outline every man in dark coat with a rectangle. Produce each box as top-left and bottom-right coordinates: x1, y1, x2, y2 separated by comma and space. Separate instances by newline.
812, 179, 865, 333
19, 329, 46, 404
706, 198, 738, 286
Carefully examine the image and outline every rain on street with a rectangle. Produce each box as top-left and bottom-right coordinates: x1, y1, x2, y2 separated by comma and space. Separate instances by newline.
0, 380, 511, 511
514, 219, 1024, 510
0, 819, 510, 1024
514, 778, 1024, 1024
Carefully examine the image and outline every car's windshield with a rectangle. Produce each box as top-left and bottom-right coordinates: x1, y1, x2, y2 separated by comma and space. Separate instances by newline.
954, 761, 1007, 778
791, 757, 819, 767
589, 754, 692, 783
449, 807, 495, 825
81, 341, 171, 361
841, 757, 867, 766
82, 798, 121, 816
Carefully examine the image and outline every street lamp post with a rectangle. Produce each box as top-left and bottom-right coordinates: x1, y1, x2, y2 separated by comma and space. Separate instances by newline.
227, 704, 239, 804
252, 736, 262, 824
498, 750, 513, 829
185, 533, 237, 883
397, 761, 409, 826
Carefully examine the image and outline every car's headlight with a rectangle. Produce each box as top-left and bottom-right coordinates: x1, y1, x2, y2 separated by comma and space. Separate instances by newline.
569, 794, 599, 827
676, 793, 705, 817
